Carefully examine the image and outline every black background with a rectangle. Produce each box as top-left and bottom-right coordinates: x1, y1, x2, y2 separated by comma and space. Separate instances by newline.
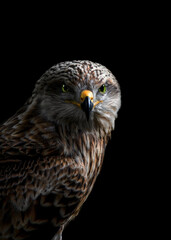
0, 4, 165, 240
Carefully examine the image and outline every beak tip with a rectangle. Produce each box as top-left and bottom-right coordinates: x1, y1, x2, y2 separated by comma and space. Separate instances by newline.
81, 96, 94, 121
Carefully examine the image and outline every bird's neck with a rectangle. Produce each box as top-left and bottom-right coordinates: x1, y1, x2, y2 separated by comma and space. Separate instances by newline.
54, 122, 109, 178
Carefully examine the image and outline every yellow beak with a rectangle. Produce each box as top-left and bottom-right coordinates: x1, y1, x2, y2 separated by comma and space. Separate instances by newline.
65, 89, 103, 114
80, 90, 94, 120
80, 90, 94, 103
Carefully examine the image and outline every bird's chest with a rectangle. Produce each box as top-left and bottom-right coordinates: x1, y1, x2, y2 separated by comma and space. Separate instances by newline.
46, 132, 105, 207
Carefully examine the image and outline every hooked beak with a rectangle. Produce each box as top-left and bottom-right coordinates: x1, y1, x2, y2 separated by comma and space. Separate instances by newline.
80, 90, 94, 121
65, 90, 103, 121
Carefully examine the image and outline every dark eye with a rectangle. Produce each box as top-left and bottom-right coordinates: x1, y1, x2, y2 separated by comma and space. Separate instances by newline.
98, 84, 107, 94
62, 84, 69, 93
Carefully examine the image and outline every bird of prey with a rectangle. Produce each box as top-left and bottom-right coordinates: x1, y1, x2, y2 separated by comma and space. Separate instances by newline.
0, 60, 121, 240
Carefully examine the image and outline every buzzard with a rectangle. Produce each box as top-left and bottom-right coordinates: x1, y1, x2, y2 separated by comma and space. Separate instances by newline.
0, 60, 121, 240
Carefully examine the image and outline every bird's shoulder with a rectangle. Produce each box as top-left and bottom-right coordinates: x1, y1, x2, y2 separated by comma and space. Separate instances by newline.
0, 104, 63, 161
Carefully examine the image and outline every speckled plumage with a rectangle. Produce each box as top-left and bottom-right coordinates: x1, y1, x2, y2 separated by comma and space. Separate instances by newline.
0, 60, 121, 240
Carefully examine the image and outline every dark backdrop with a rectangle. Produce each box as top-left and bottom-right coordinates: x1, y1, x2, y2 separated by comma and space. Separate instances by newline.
0, 7, 160, 239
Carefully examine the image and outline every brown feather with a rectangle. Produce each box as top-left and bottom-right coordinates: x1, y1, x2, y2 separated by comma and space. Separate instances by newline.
0, 60, 121, 240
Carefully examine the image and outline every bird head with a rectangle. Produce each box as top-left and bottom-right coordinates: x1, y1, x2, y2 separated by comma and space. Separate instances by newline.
29, 61, 121, 133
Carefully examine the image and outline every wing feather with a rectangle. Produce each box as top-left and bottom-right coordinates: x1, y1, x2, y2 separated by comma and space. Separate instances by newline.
0, 109, 87, 239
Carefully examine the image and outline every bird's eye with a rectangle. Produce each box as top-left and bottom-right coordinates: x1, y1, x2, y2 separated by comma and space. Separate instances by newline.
98, 84, 107, 94
62, 84, 69, 93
